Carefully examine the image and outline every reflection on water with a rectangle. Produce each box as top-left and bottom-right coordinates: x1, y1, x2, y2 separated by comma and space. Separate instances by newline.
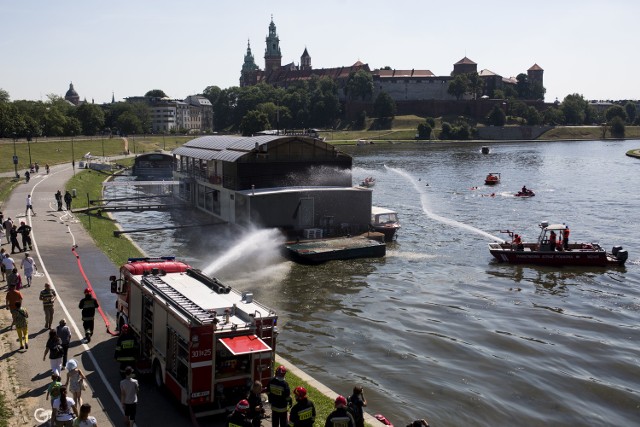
110, 140, 640, 426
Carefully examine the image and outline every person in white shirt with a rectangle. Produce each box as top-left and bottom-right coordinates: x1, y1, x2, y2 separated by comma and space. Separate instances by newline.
20, 252, 36, 287
120, 366, 139, 427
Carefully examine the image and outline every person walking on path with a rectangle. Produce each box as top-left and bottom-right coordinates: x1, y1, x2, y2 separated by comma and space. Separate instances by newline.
46, 374, 63, 409
5, 283, 23, 329
43, 328, 64, 375
7, 267, 22, 290
45, 163, 50, 174
64, 190, 73, 211
0, 248, 6, 282
73, 403, 98, 427
120, 366, 139, 427
2, 216, 13, 244
65, 359, 86, 413
348, 385, 367, 427
17, 221, 33, 251
10, 224, 22, 253
289, 386, 316, 427
324, 396, 355, 427
52, 386, 78, 427
25, 194, 36, 216
40, 282, 57, 329
57, 319, 72, 368
268, 365, 291, 427
14, 300, 29, 350
55, 190, 63, 211
78, 288, 99, 342
20, 251, 36, 287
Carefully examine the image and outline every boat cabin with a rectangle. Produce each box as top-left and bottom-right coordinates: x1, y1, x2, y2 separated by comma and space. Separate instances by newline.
536, 222, 567, 250
371, 206, 400, 241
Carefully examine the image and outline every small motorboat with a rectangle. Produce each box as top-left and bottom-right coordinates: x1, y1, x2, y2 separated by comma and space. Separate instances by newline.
360, 177, 376, 187
371, 206, 400, 241
485, 173, 500, 185
515, 189, 535, 198
488, 221, 628, 267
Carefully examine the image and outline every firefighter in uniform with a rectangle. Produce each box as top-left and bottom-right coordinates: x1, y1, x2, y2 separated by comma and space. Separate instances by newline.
267, 365, 291, 427
78, 288, 99, 342
325, 395, 355, 427
288, 386, 315, 427
114, 324, 138, 377
227, 399, 253, 427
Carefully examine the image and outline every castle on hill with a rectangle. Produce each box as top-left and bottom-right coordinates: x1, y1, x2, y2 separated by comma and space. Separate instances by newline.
240, 17, 544, 106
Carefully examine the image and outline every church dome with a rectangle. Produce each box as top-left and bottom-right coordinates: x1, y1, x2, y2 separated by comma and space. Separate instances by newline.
65, 82, 79, 98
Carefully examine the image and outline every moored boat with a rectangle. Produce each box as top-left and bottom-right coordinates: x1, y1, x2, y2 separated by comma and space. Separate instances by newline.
488, 221, 628, 267
485, 173, 500, 185
284, 233, 386, 264
371, 206, 400, 241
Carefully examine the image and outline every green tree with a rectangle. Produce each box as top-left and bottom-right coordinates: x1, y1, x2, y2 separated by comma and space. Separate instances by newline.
64, 116, 82, 136
373, 91, 396, 119
116, 111, 142, 135
145, 89, 168, 98
624, 101, 637, 124
605, 105, 627, 122
530, 81, 546, 100
345, 70, 374, 101
416, 122, 432, 139
609, 116, 625, 138
467, 73, 484, 99
516, 73, 530, 99
486, 105, 506, 126
511, 101, 528, 119
0, 88, 9, 103
439, 122, 452, 139
561, 94, 588, 124
309, 77, 340, 127
75, 103, 105, 136
447, 74, 469, 100
202, 85, 222, 106
526, 107, 542, 125
543, 107, 564, 125
240, 110, 270, 136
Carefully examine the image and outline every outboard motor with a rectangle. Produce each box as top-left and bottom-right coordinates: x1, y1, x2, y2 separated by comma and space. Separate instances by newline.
615, 249, 628, 264
612, 246, 622, 256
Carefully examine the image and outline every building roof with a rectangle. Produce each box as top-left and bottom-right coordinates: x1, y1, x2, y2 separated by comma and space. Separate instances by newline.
173, 134, 335, 163
528, 63, 544, 71
479, 68, 498, 77
373, 69, 435, 78
455, 56, 476, 65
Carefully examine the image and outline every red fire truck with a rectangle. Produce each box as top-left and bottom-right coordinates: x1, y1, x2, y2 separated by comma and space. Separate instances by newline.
110, 257, 278, 417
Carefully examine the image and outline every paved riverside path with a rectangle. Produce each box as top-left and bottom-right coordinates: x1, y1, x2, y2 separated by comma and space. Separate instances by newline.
0, 164, 193, 426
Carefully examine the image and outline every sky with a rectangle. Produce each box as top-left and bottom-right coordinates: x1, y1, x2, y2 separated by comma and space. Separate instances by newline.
1, 0, 638, 105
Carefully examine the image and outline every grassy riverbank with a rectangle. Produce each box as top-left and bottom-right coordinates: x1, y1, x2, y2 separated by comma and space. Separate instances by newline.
65, 167, 342, 423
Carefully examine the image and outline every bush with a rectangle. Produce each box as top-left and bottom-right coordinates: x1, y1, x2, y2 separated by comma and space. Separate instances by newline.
416, 123, 432, 140
610, 116, 625, 138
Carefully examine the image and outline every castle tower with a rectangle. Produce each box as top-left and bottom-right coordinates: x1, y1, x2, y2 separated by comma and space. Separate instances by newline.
240, 39, 259, 87
527, 63, 544, 86
65, 82, 80, 106
300, 47, 311, 71
264, 16, 282, 74
452, 57, 477, 76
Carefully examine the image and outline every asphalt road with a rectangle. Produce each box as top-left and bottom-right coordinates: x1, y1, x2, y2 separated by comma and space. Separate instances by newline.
1, 164, 197, 426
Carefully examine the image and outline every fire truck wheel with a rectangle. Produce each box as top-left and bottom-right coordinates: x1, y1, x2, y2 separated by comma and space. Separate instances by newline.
153, 361, 164, 389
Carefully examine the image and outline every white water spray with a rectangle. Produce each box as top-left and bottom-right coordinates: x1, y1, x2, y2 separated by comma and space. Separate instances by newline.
202, 228, 288, 277
386, 166, 505, 242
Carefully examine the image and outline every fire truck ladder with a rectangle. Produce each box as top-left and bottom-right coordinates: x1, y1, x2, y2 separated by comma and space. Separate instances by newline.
142, 274, 214, 324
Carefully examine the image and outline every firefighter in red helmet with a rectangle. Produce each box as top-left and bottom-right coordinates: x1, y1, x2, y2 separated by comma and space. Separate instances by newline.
268, 365, 291, 427
325, 395, 355, 427
289, 386, 316, 427
78, 288, 99, 342
227, 399, 253, 427
115, 324, 139, 377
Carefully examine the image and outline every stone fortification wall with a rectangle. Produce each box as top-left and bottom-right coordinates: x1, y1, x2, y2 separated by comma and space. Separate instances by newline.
373, 78, 458, 102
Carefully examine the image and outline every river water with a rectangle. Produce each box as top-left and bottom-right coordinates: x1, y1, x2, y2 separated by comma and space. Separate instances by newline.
107, 139, 640, 426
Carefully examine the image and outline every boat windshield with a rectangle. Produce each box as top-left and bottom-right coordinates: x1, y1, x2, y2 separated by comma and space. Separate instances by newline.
374, 213, 398, 224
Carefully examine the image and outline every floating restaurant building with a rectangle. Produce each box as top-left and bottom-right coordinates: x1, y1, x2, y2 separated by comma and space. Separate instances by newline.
172, 135, 372, 237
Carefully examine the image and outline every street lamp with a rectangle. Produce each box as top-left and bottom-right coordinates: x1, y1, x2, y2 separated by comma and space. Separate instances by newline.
12, 132, 19, 179
27, 133, 32, 167
101, 130, 105, 158
71, 132, 76, 175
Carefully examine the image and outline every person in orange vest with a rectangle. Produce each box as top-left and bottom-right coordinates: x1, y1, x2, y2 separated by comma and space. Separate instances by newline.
549, 231, 557, 251
513, 234, 524, 251
563, 226, 570, 251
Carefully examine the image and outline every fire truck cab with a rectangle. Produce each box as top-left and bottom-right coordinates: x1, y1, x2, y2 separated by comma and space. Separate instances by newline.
110, 257, 277, 416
